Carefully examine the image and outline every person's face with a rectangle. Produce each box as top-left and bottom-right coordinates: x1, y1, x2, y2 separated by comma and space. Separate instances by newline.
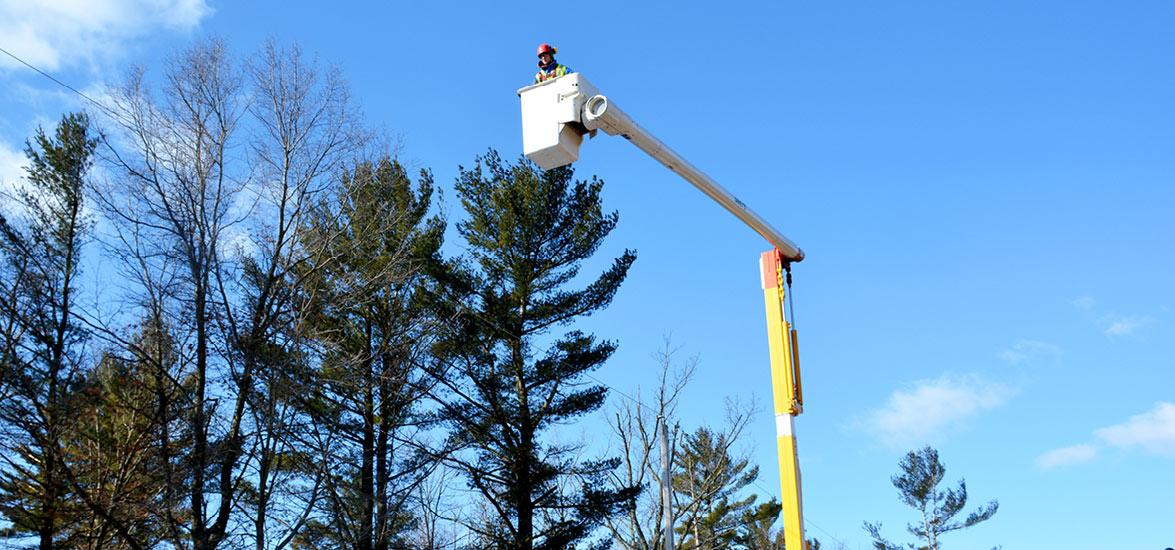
539, 53, 553, 66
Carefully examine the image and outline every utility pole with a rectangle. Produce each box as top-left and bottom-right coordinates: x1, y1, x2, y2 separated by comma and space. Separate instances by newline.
659, 416, 674, 550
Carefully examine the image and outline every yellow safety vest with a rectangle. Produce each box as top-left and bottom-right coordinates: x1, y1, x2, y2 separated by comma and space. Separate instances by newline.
534, 65, 570, 84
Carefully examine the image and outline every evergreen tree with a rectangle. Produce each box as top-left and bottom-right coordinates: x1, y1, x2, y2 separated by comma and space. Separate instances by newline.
295, 157, 445, 550
0, 113, 96, 549
434, 152, 638, 550
863, 446, 999, 550
733, 500, 786, 550
672, 426, 759, 550
56, 315, 188, 549
732, 499, 820, 550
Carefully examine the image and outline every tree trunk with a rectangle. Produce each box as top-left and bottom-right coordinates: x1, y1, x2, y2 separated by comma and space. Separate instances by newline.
39, 473, 56, 550
191, 280, 209, 550
255, 447, 270, 550
359, 320, 375, 550
513, 339, 534, 550
374, 353, 392, 550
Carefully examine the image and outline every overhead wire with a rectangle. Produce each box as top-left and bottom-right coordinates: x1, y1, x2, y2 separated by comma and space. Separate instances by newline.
751, 478, 850, 549
0, 45, 128, 125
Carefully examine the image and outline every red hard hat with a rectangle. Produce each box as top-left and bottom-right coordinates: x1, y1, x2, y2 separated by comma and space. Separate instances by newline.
537, 43, 557, 57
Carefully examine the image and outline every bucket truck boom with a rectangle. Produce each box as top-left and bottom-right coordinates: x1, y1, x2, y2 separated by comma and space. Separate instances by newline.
517, 74, 803, 262
518, 73, 809, 549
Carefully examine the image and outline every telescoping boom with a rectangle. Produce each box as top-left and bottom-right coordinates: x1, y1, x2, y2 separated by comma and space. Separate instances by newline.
517, 74, 803, 262
518, 73, 809, 549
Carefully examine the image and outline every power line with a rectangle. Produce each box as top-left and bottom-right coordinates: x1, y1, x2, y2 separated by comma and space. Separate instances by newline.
804, 516, 849, 550
0, 44, 127, 125
752, 479, 850, 549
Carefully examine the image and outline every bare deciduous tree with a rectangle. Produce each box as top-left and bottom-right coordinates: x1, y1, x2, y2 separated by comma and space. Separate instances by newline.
100, 38, 246, 550
98, 37, 365, 549
227, 39, 362, 550
603, 341, 773, 550
603, 341, 696, 550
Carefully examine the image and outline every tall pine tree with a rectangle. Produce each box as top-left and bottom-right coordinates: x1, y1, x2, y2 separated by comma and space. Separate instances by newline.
673, 426, 760, 550
0, 113, 96, 549
294, 157, 445, 550
434, 152, 638, 550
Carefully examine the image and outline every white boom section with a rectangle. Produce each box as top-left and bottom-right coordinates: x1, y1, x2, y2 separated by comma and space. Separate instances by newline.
518, 74, 804, 262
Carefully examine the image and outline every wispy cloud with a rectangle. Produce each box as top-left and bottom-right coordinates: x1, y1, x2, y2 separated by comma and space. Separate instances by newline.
859, 375, 1013, 449
998, 339, 1062, 365
1101, 314, 1156, 337
1095, 402, 1175, 457
1035, 444, 1097, 470
1071, 295, 1158, 337
0, 0, 213, 72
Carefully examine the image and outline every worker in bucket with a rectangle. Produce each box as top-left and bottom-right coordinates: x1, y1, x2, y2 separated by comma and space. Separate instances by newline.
534, 43, 571, 83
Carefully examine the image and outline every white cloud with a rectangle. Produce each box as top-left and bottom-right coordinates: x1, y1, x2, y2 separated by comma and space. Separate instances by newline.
860, 375, 1013, 448
0, 0, 212, 72
999, 339, 1062, 365
1035, 444, 1097, 470
1095, 402, 1175, 457
1101, 314, 1155, 337
1034, 403, 1175, 470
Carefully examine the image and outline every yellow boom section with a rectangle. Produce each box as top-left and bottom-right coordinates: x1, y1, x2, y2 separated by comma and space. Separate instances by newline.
760, 249, 806, 550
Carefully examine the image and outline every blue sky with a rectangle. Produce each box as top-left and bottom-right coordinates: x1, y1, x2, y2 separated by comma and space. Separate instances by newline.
2, 1, 1173, 548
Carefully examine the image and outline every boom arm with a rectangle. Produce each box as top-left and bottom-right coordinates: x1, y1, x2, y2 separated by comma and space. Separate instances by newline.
517, 74, 804, 262
519, 73, 809, 550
